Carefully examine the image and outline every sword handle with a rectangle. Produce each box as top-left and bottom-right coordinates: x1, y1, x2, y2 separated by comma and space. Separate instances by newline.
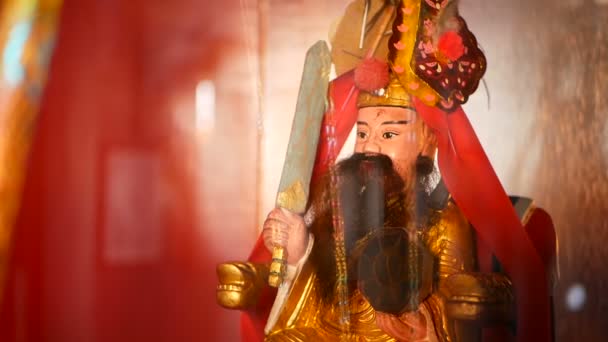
268, 246, 287, 287
269, 184, 305, 287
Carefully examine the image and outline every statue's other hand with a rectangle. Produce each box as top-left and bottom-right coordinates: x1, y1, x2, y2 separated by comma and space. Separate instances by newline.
216, 262, 268, 310
262, 207, 309, 265
376, 310, 428, 342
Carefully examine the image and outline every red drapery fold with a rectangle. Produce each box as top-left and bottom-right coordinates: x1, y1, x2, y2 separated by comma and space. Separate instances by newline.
413, 99, 551, 342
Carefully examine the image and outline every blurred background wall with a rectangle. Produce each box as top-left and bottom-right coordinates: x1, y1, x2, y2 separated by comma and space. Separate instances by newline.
0, 0, 605, 341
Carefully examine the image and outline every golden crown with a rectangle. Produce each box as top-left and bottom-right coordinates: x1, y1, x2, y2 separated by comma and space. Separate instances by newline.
357, 73, 413, 109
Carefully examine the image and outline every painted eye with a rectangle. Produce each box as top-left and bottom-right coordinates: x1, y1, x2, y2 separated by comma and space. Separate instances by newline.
357, 131, 368, 139
382, 132, 398, 139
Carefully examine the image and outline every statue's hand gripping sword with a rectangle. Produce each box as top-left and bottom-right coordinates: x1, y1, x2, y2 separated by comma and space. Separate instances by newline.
268, 41, 331, 287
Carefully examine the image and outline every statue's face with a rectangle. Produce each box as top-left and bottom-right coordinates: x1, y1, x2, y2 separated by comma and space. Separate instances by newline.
354, 106, 434, 182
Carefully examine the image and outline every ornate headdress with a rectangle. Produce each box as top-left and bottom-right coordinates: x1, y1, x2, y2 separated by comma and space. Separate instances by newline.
351, 0, 486, 111
388, 0, 486, 111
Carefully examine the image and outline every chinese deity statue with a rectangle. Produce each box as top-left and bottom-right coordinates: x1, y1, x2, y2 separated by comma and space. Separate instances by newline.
217, 1, 557, 341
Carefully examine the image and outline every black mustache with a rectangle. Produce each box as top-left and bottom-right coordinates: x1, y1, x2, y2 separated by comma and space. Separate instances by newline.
336, 153, 394, 178
337, 152, 434, 178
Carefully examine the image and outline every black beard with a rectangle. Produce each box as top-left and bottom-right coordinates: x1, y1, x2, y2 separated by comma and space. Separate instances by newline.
335, 153, 407, 255
308, 153, 436, 301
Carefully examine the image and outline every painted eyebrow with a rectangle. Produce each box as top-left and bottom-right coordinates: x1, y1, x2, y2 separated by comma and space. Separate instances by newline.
381, 120, 410, 125
356, 120, 410, 126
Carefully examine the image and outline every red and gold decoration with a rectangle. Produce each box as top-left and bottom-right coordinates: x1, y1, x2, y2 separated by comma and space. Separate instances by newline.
0, 0, 63, 306
388, 0, 486, 111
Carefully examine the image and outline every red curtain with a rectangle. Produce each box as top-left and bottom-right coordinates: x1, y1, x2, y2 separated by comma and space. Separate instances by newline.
0, 0, 253, 340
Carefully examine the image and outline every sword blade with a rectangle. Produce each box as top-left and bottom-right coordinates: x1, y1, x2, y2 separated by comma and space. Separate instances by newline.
275, 41, 331, 214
